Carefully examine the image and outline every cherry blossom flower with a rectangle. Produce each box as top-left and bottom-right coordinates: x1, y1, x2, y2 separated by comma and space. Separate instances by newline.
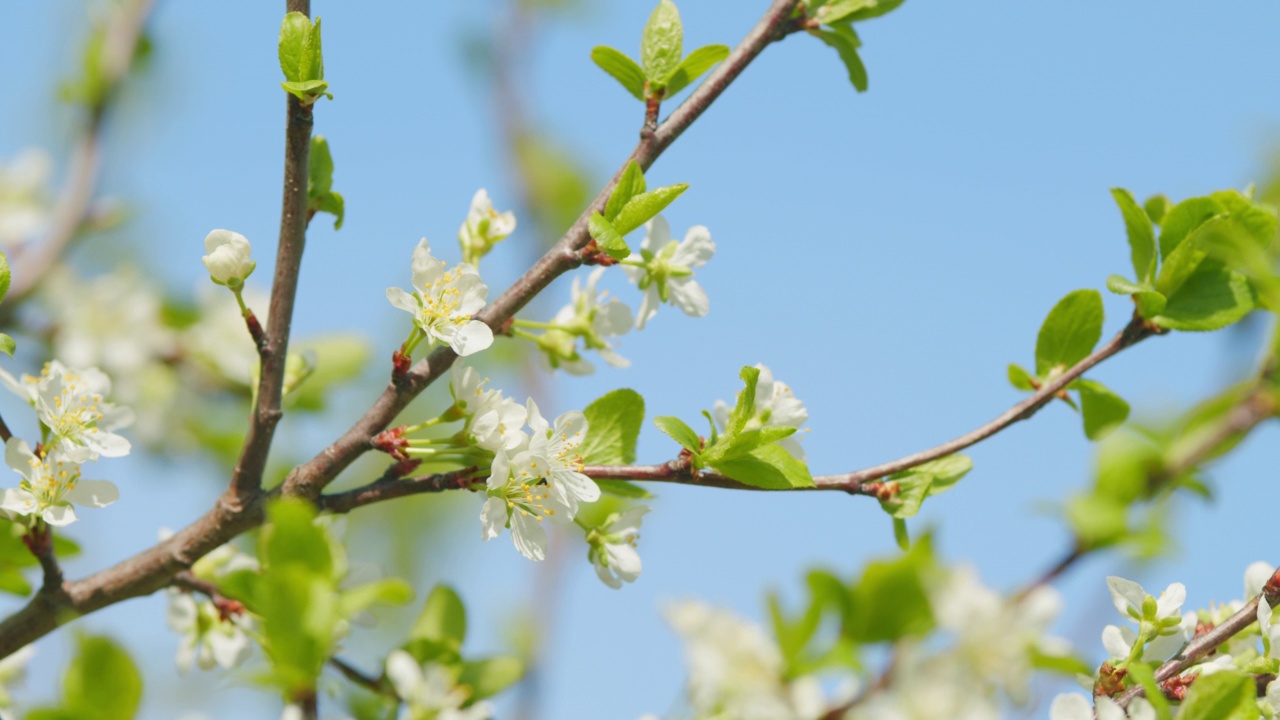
0, 438, 118, 526
480, 450, 568, 562
526, 399, 599, 516
387, 239, 493, 357
386, 650, 493, 720
622, 216, 714, 329
458, 188, 516, 266
587, 506, 648, 589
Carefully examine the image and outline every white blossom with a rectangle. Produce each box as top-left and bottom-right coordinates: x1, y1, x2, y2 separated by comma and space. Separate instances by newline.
480, 450, 568, 562
386, 650, 493, 720
622, 216, 714, 329
541, 268, 633, 374
201, 229, 256, 287
0, 645, 33, 710
1107, 576, 1185, 623
29, 361, 132, 460
526, 398, 599, 516
184, 286, 266, 386
450, 365, 528, 452
458, 188, 516, 265
0, 149, 52, 246
713, 363, 809, 461
0, 438, 118, 526
1049, 694, 1155, 720
1100, 612, 1194, 662
587, 506, 648, 589
387, 239, 493, 357
165, 590, 253, 673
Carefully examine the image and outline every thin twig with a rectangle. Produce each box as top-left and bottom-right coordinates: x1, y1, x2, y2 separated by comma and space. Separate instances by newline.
329, 655, 390, 696
319, 468, 478, 514
229, 0, 313, 504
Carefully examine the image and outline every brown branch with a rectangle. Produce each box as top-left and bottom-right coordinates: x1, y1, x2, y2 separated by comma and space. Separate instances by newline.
0, 0, 801, 659
228, 0, 314, 503
279, 0, 803, 501
330, 655, 390, 696
319, 468, 479, 514
1, 0, 157, 316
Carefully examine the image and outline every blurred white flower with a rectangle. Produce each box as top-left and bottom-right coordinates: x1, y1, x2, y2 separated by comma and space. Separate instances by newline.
0, 645, 33, 710
539, 268, 633, 374
165, 590, 253, 673
458, 188, 516, 266
0, 149, 53, 246
184, 286, 267, 386
386, 650, 493, 720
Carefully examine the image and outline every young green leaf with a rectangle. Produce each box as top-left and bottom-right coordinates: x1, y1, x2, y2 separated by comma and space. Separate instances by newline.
715, 443, 813, 489
611, 183, 689, 236
1143, 193, 1171, 225
1135, 290, 1166, 318
1154, 259, 1254, 331
308, 135, 344, 229
1105, 274, 1145, 295
1007, 363, 1035, 391
911, 455, 972, 493
814, 0, 878, 24
641, 0, 684, 85
579, 388, 645, 465
703, 426, 797, 465
0, 334, 14, 358
310, 192, 344, 229
459, 657, 525, 702
841, 0, 906, 22
1034, 289, 1104, 377
1111, 188, 1157, 283
892, 517, 909, 550
62, 635, 142, 720
844, 540, 936, 643
411, 584, 468, 651
814, 25, 868, 92
1210, 189, 1278, 245
587, 212, 630, 260
278, 12, 314, 82
1124, 663, 1173, 720
590, 46, 647, 101
665, 44, 730, 96
654, 415, 702, 454
1177, 670, 1256, 720
1157, 196, 1222, 260
261, 498, 332, 577
724, 365, 761, 435
339, 578, 412, 618
0, 250, 10, 303
1065, 493, 1128, 550
1074, 378, 1129, 440
605, 161, 646, 222
595, 479, 654, 499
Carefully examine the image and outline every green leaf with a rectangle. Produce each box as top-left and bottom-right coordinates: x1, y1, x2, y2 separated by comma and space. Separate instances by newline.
459, 657, 525, 702
1034, 289, 1104, 377
654, 416, 701, 453
1007, 363, 1035, 391
605, 161, 646, 222
814, 25, 868, 92
1158, 196, 1222, 260
1106, 274, 1144, 295
308, 136, 344, 229
1111, 188, 1157, 283
590, 46, 647, 101
281, 79, 331, 105
580, 389, 645, 465
595, 479, 654, 499
725, 366, 761, 435
0, 567, 30, 596
1065, 493, 1128, 550
814, 0, 877, 24
892, 517, 909, 550
641, 0, 684, 85
1144, 194, 1171, 225
878, 455, 972, 518
1092, 429, 1164, 505
63, 635, 142, 720
278, 12, 322, 83
339, 578, 412, 618
259, 569, 337, 693
1178, 670, 1256, 720
587, 212, 630, 260
665, 44, 729, 96
1073, 378, 1130, 440
1124, 662, 1173, 720
911, 455, 973, 492
844, 539, 935, 643
841, 0, 907, 22
715, 443, 813, 489
1210, 189, 1278, 245
1028, 647, 1094, 679
0, 250, 10, 303
410, 585, 468, 651
0, 334, 14, 358
261, 498, 332, 577
612, 183, 689, 237
1135, 290, 1167, 318
703, 426, 796, 465
1155, 260, 1254, 332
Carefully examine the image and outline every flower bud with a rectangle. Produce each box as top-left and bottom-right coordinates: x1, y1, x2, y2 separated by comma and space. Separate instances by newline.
202, 229, 256, 287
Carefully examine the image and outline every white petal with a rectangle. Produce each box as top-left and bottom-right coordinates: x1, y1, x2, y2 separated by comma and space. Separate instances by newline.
634, 287, 659, 330
386, 287, 419, 315
86, 431, 131, 458
605, 542, 641, 582
1144, 627, 1188, 661
3, 438, 34, 483
642, 216, 670, 252
64, 479, 120, 508
610, 506, 650, 535
42, 504, 77, 526
450, 321, 493, 357
1245, 561, 1273, 599
510, 512, 547, 561
0, 489, 36, 517
593, 555, 622, 589
480, 498, 506, 541
595, 299, 634, 337
1127, 698, 1157, 720
385, 650, 425, 700
668, 278, 709, 317
552, 470, 599, 505
1095, 697, 1126, 720
209, 629, 250, 669
597, 347, 630, 369
1101, 624, 1132, 658
1156, 582, 1186, 618
1106, 576, 1146, 618
672, 225, 715, 267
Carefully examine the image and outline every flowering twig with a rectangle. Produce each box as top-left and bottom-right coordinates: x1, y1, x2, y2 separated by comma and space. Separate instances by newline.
0, 0, 157, 316
229, 0, 314, 505
0, 0, 802, 660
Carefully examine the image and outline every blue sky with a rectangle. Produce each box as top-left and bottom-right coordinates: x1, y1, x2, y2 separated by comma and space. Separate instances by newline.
2, 1, 1280, 718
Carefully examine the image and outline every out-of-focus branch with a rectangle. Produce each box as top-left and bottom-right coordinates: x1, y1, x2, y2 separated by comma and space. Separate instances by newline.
2, 0, 158, 314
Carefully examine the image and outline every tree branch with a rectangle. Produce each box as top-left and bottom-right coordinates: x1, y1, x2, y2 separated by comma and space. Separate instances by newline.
0, 0, 158, 317
319, 468, 478, 514
229, 0, 314, 503
0, 0, 804, 660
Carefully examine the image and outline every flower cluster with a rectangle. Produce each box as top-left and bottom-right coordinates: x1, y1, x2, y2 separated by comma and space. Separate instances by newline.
458, 188, 516, 266
164, 540, 258, 673
0, 148, 52, 247
713, 363, 809, 461
0, 361, 131, 526
388, 239, 494, 358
